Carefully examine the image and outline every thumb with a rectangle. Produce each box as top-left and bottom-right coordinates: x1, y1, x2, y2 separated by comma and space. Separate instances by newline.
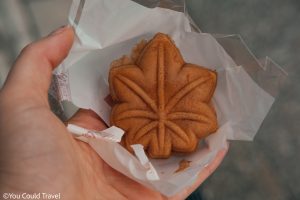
2, 26, 74, 107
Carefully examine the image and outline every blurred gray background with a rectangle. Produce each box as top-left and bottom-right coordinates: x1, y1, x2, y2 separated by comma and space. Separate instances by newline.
0, 0, 299, 200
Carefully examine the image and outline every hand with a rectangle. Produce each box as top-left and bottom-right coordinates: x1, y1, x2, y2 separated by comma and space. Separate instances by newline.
0, 26, 228, 200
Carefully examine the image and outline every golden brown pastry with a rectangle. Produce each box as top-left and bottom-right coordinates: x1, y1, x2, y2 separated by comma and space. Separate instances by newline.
109, 33, 218, 158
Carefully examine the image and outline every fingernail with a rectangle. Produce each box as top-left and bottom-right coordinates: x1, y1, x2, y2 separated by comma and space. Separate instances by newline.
49, 25, 71, 36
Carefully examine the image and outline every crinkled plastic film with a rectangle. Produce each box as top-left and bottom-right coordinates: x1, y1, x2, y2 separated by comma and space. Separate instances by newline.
129, 0, 203, 33
214, 34, 288, 98
132, 0, 185, 12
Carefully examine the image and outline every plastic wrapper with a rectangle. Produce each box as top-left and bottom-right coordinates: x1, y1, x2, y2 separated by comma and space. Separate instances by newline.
132, 0, 185, 12
213, 34, 287, 97
49, 0, 287, 196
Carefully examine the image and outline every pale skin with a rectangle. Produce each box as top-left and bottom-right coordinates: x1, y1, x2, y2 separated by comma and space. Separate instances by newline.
0, 26, 228, 200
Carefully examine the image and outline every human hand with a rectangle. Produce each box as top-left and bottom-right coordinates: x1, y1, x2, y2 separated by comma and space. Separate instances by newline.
0, 26, 228, 200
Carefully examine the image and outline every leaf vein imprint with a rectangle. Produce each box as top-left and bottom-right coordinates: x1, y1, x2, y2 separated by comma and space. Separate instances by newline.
117, 75, 158, 112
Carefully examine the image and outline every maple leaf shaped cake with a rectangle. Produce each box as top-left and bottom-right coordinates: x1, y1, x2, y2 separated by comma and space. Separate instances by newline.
109, 33, 218, 158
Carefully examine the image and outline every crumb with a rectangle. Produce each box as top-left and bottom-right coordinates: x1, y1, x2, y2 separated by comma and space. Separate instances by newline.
110, 39, 148, 68
110, 55, 132, 68
104, 94, 114, 107
131, 39, 147, 62
174, 159, 191, 173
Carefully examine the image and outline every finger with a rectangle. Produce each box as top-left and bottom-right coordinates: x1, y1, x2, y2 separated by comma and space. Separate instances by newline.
170, 145, 229, 200
67, 109, 107, 131
1, 26, 74, 107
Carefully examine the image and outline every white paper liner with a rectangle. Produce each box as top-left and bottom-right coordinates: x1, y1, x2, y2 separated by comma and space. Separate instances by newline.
54, 0, 276, 196
131, 144, 160, 181
67, 124, 124, 142
56, 0, 191, 73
